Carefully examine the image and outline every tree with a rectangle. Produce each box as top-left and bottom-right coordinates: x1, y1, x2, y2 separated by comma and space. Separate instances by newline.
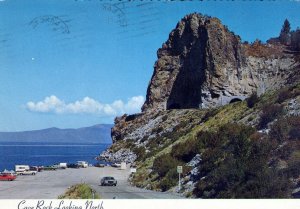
279, 19, 291, 45
291, 29, 300, 51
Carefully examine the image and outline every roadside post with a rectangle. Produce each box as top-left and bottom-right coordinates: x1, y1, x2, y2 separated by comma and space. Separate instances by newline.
177, 166, 183, 192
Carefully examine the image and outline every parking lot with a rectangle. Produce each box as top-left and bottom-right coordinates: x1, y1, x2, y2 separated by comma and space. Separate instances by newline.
0, 167, 183, 199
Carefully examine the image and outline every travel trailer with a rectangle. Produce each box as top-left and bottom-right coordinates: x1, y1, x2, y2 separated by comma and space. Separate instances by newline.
15, 165, 29, 174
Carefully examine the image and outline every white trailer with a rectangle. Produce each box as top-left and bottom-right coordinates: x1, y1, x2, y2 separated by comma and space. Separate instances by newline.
15, 165, 30, 174
59, 163, 67, 169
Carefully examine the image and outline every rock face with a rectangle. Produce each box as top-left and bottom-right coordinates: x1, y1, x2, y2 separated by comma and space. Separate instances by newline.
102, 13, 300, 162
142, 13, 298, 112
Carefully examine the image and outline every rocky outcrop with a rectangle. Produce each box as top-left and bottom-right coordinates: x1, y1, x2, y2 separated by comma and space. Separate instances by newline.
102, 13, 300, 165
142, 13, 298, 112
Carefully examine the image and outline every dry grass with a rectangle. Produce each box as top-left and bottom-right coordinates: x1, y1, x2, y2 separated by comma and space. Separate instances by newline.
244, 41, 284, 58
58, 184, 100, 199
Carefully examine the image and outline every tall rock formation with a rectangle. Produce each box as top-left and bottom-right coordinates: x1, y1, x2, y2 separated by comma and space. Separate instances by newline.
142, 13, 297, 112
103, 13, 300, 162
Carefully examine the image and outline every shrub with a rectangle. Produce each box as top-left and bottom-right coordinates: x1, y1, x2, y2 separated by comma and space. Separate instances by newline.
258, 104, 284, 129
202, 108, 220, 122
269, 118, 290, 143
276, 89, 294, 104
287, 116, 300, 140
247, 92, 259, 108
152, 126, 163, 134
133, 146, 146, 161
58, 184, 100, 199
247, 115, 255, 122
171, 138, 200, 162
159, 168, 178, 191
285, 151, 300, 178
193, 124, 291, 198
269, 116, 300, 142
152, 154, 181, 177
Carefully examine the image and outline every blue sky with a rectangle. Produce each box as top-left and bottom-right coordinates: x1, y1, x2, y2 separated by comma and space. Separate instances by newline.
0, 0, 299, 131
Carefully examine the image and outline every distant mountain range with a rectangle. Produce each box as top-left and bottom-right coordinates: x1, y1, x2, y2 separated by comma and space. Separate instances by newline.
0, 124, 113, 144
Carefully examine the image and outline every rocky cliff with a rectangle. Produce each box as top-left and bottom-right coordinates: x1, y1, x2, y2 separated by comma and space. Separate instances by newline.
100, 13, 300, 198
142, 13, 297, 112
108, 13, 299, 145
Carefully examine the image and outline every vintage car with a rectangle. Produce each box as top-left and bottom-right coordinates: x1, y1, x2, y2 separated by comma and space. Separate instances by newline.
19, 170, 37, 175
100, 176, 117, 186
67, 163, 80, 169
43, 165, 57, 171
0, 174, 16, 181
94, 163, 105, 168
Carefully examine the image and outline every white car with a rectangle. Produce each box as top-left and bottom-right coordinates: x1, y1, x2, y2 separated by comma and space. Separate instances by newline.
77, 161, 88, 168
19, 170, 37, 175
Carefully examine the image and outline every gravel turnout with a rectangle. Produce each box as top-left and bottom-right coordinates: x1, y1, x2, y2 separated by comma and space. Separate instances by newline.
0, 167, 183, 199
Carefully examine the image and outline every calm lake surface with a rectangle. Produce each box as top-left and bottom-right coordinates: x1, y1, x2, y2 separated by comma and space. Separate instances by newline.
0, 142, 111, 171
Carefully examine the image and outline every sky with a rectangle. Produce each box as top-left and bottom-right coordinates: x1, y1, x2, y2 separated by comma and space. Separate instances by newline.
0, 0, 300, 132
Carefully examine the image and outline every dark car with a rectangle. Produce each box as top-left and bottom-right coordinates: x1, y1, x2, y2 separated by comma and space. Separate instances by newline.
30, 166, 43, 172
100, 176, 117, 186
43, 166, 57, 171
67, 163, 80, 169
94, 163, 105, 168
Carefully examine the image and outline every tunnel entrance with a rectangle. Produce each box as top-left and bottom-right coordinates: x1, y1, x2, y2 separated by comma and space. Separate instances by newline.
229, 98, 242, 104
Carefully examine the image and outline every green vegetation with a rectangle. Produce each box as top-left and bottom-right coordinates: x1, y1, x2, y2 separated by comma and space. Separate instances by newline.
58, 184, 100, 199
193, 124, 290, 198
246, 92, 259, 108
258, 104, 284, 129
130, 83, 300, 197
152, 153, 191, 191
276, 87, 300, 104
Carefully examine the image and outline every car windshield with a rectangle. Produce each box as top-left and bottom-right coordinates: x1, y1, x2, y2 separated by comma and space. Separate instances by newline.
104, 177, 114, 180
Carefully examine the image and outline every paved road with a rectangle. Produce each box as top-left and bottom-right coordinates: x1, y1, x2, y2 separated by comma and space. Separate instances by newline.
0, 167, 183, 199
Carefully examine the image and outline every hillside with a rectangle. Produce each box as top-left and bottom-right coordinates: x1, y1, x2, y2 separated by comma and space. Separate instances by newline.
99, 13, 300, 198
0, 124, 113, 144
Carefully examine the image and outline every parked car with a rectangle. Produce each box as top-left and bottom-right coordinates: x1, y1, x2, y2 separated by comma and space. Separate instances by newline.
111, 163, 121, 168
94, 163, 105, 168
0, 174, 16, 181
43, 166, 57, 171
67, 163, 80, 169
19, 170, 37, 175
100, 176, 117, 186
30, 166, 43, 172
77, 161, 88, 168
1, 169, 17, 176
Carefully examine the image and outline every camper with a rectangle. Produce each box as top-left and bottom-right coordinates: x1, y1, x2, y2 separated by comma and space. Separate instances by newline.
77, 161, 88, 168
15, 165, 30, 175
59, 163, 67, 169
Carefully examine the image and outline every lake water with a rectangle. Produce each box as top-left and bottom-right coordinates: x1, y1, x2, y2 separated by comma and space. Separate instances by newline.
0, 142, 111, 171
